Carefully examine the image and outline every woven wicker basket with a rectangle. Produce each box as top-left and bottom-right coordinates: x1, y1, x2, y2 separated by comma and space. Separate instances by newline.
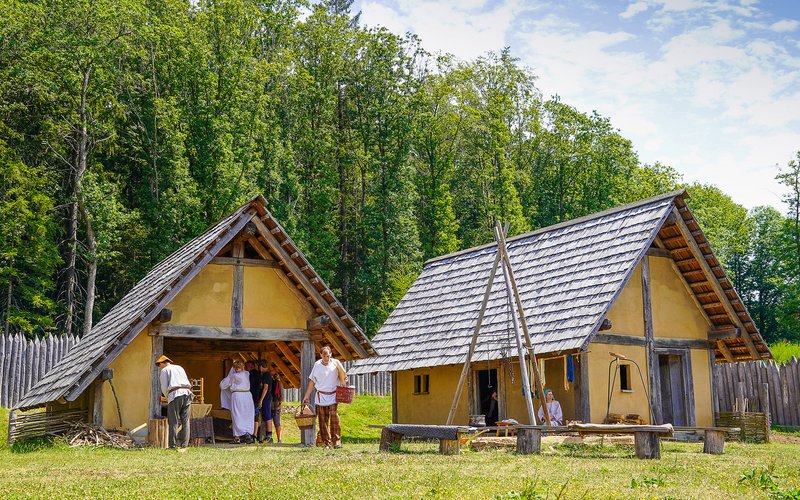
294, 403, 315, 430
336, 385, 355, 404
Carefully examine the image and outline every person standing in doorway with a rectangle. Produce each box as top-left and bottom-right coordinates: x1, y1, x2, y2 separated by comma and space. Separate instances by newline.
220, 359, 255, 443
255, 359, 274, 443
302, 346, 347, 448
156, 355, 192, 451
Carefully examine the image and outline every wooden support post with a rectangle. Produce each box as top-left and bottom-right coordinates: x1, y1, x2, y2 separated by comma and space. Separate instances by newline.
92, 378, 104, 427
634, 431, 661, 459
642, 257, 662, 424
703, 430, 725, 454
391, 372, 398, 424
439, 438, 460, 455
494, 222, 547, 426
736, 381, 746, 414
516, 428, 541, 455
232, 242, 244, 330
149, 333, 164, 419
300, 339, 316, 446
7, 410, 15, 445
578, 351, 591, 422
379, 428, 402, 451
446, 226, 505, 425
761, 382, 771, 443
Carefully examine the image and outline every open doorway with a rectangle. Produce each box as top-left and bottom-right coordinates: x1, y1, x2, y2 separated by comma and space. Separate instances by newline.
476, 368, 498, 426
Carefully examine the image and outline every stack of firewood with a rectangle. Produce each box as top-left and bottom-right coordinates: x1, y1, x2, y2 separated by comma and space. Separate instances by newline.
63, 422, 138, 449
605, 413, 645, 425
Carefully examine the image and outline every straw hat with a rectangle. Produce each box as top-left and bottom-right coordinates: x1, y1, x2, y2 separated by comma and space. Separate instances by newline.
154, 355, 173, 365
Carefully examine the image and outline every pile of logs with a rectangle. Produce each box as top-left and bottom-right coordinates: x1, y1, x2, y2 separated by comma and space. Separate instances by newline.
606, 413, 645, 425
63, 422, 138, 449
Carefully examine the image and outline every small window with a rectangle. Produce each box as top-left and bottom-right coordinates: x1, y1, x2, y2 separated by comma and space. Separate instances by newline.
620, 364, 632, 392
413, 374, 430, 395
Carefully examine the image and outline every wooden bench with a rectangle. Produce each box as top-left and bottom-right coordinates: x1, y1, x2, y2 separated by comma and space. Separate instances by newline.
673, 426, 740, 455
372, 424, 474, 455
483, 423, 674, 459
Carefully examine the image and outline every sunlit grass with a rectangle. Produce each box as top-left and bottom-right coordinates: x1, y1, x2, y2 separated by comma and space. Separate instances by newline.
769, 340, 800, 364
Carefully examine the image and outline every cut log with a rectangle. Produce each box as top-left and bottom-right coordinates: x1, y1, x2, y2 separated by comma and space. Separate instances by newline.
439, 438, 460, 455
634, 431, 661, 459
148, 418, 168, 448
379, 428, 403, 452
703, 430, 725, 454
516, 428, 541, 455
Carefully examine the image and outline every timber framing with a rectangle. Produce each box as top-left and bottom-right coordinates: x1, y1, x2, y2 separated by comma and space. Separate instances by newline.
155, 324, 310, 341
592, 333, 711, 350
211, 256, 278, 268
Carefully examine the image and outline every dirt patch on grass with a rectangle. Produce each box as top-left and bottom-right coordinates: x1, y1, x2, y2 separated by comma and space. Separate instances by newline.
771, 433, 800, 444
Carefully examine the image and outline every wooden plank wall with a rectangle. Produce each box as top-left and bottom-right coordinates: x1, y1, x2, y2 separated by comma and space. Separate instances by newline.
0, 334, 77, 408
0, 333, 389, 407
713, 358, 800, 428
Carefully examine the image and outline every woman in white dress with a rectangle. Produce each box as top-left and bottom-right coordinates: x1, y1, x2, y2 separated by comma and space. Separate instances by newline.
220, 359, 255, 443
537, 388, 564, 426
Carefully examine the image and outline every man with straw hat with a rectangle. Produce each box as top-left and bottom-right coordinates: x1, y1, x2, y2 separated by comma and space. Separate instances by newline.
155, 355, 193, 450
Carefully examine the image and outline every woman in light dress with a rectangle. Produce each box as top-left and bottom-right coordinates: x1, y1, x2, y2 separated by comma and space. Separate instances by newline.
220, 359, 255, 443
537, 388, 563, 426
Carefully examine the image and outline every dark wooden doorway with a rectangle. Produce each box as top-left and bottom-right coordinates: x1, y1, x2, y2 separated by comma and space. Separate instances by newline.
476, 369, 499, 426
658, 354, 687, 426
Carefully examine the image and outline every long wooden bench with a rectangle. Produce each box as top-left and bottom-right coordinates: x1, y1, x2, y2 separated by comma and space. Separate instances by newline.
673, 426, 741, 454
374, 424, 475, 455
484, 423, 674, 459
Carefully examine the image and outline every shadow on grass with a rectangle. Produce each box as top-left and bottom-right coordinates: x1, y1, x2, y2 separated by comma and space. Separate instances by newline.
341, 436, 381, 444
10, 436, 57, 454
549, 443, 636, 459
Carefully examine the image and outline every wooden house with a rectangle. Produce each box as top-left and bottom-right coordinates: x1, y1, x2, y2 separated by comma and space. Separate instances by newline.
349, 191, 771, 427
15, 196, 375, 444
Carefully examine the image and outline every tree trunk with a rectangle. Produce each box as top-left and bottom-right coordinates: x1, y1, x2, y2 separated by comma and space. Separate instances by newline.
80, 201, 97, 336
3, 279, 11, 336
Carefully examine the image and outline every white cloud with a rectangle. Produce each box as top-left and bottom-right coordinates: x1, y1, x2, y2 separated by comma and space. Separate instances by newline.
620, 1, 649, 19
770, 19, 800, 33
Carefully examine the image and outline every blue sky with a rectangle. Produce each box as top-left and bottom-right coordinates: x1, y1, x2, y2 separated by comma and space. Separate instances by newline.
353, 0, 800, 211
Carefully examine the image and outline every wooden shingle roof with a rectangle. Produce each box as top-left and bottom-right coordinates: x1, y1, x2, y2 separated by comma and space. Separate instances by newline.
16, 196, 374, 410
349, 191, 769, 375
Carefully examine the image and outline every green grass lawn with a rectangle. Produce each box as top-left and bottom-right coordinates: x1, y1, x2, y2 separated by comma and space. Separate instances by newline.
1, 398, 799, 499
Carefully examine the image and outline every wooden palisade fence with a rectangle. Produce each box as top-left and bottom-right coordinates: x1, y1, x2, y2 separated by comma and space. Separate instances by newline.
713, 358, 800, 428
0, 335, 390, 408
0, 334, 78, 409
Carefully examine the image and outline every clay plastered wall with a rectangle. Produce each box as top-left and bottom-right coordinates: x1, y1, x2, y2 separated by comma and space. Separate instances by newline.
604, 264, 644, 337
102, 329, 152, 430
691, 348, 713, 427
167, 264, 232, 327
395, 365, 469, 425
242, 267, 309, 329
649, 256, 710, 339
588, 343, 651, 424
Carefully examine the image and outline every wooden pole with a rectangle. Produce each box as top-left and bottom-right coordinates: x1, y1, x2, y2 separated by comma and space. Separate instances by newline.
761, 382, 771, 443
494, 222, 549, 426
300, 339, 316, 446
445, 229, 505, 425
231, 241, 244, 330
642, 257, 661, 424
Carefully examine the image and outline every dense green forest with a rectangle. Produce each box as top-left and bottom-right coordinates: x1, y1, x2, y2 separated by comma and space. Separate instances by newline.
1, 0, 798, 343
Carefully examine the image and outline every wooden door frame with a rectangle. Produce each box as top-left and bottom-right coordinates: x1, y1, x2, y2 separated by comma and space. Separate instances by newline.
654, 347, 696, 426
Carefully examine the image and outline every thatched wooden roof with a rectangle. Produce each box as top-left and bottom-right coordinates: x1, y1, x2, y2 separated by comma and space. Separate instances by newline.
16, 196, 374, 410
349, 191, 769, 375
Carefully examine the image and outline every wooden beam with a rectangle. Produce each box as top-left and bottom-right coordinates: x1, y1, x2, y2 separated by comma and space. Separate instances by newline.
642, 256, 662, 425
211, 256, 278, 268
646, 247, 672, 258
671, 208, 761, 360
446, 232, 504, 425
92, 379, 104, 427
231, 242, 244, 330
307, 315, 331, 331
245, 236, 315, 316
300, 340, 316, 445
274, 342, 301, 373
322, 330, 352, 361
591, 334, 710, 349
708, 326, 740, 342
578, 351, 591, 422
252, 215, 370, 358
599, 319, 613, 331
494, 222, 546, 425
268, 349, 300, 387
157, 324, 310, 341
165, 338, 271, 353
716, 340, 735, 363
149, 333, 164, 419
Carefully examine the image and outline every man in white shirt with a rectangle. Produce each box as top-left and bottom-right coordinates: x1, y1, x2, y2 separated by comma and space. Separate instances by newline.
156, 355, 193, 449
302, 346, 346, 448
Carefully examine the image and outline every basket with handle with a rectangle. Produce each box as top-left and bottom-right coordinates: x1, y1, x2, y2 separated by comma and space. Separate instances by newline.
294, 403, 316, 430
336, 385, 355, 404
